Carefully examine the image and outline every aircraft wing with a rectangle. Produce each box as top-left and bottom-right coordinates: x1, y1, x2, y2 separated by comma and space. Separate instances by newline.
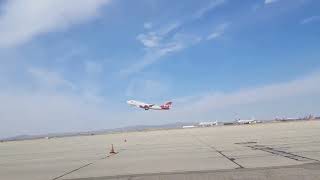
127, 100, 156, 110
136, 101, 154, 107
139, 101, 154, 107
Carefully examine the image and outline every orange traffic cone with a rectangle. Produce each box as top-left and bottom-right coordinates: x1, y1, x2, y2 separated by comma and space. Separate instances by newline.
110, 144, 116, 154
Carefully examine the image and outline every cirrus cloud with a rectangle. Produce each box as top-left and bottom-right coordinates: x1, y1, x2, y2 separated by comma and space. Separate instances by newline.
0, 0, 111, 48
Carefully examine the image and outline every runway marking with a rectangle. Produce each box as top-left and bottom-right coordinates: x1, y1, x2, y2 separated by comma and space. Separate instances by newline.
247, 145, 320, 162
188, 133, 244, 169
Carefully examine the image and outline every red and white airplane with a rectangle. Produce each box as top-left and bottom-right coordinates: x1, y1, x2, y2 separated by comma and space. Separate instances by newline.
127, 100, 172, 110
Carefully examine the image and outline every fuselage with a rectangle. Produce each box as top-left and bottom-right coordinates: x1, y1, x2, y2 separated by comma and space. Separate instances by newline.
237, 119, 256, 124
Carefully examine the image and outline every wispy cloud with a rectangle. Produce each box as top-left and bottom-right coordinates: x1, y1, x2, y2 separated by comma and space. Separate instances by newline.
28, 67, 75, 91
301, 16, 320, 25
136, 33, 162, 48
264, 0, 280, 5
121, 23, 201, 75
193, 0, 227, 19
118, 71, 320, 126
0, 0, 111, 48
122, 0, 230, 75
207, 22, 230, 40
126, 78, 169, 100
0, 65, 114, 137
28, 66, 107, 104
158, 22, 181, 36
137, 22, 181, 48
143, 22, 153, 29
0, 90, 115, 137
3, 70, 319, 137
179, 71, 320, 112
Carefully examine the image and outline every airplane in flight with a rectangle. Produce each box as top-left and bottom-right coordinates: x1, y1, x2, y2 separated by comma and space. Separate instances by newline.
127, 100, 172, 110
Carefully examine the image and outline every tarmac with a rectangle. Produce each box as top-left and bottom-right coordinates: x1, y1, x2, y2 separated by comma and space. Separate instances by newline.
0, 120, 320, 180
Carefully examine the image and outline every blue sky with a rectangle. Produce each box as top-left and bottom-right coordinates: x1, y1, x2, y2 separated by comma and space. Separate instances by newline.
1, 0, 320, 137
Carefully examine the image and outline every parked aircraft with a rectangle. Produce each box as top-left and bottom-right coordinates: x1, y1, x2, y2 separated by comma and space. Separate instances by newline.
237, 118, 258, 124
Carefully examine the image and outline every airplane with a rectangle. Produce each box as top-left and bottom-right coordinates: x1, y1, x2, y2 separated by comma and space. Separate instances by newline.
127, 100, 172, 110
199, 121, 218, 127
236, 117, 258, 124
237, 119, 256, 124
237, 118, 261, 124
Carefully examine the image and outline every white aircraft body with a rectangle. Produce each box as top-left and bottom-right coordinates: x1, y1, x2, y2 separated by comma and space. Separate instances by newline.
237, 118, 257, 124
127, 100, 172, 110
199, 121, 218, 127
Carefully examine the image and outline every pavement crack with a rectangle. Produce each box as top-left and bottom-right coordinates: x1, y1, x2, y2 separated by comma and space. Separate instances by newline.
217, 150, 244, 169
51, 162, 93, 180
188, 133, 244, 169
51, 152, 121, 180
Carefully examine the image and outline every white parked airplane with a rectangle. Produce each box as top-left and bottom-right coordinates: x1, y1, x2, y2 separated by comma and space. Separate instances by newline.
127, 100, 172, 110
237, 118, 257, 124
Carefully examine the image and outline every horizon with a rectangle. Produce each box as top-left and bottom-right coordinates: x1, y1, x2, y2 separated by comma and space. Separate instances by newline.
1, 0, 320, 138
2, 114, 318, 140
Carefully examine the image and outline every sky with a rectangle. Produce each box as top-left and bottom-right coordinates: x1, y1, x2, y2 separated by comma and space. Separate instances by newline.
0, 0, 320, 138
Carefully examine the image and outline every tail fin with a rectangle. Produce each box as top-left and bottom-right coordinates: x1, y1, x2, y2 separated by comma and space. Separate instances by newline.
160, 101, 172, 110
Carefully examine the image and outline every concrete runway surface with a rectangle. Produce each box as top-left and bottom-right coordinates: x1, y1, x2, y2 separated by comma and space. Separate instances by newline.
1, 121, 320, 180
